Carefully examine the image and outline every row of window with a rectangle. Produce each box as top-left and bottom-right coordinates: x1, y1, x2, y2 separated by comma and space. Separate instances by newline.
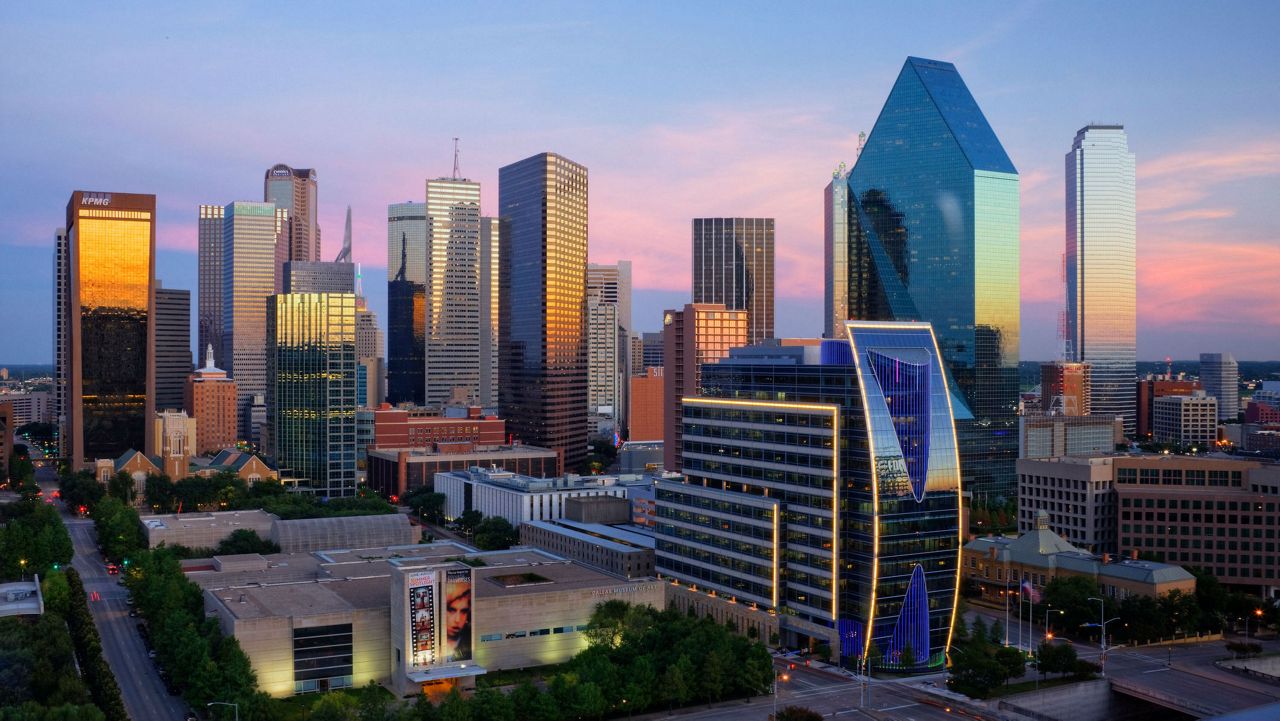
1120, 497, 1271, 512
478, 624, 589, 643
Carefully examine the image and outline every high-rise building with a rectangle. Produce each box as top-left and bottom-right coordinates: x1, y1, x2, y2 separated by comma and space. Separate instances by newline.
1066, 125, 1137, 435
1040, 361, 1091, 416
657, 324, 962, 670
386, 202, 427, 405
197, 205, 226, 370
587, 262, 632, 435
479, 217, 500, 407
356, 297, 385, 408
641, 331, 664, 371
154, 286, 192, 412
1153, 391, 1218, 447
1199, 352, 1239, 421
498, 153, 589, 472
222, 201, 281, 442
628, 367, 664, 442
1136, 376, 1202, 439
264, 164, 320, 268
0, 402, 11, 484
424, 178, 484, 407
267, 292, 357, 497
692, 217, 774, 345
185, 344, 237, 455
53, 227, 68, 456
661, 303, 748, 471
824, 165, 852, 339
283, 260, 355, 293
843, 57, 1020, 500
629, 335, 644, 378
58, 191, 156, 467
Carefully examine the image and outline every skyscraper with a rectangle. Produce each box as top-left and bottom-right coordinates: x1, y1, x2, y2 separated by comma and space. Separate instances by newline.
356, 297, 385, 407
479, 217, 501, 407
53, 227, 68, 457
282, 260, 355, 293
692, 217, 774, 345
844, 57, 1020, 500
424, 178, 484, 407
222, 201, 281, 442
1066, 125, 1137, 435
1040, 361, 1091, 416
824, 165, 852, 339
386, 202, 427, 405
587, 262, 633, 435
154, 286, 192, 412
499, 152, 589, 472
264, 163, 320, 265
657, 323, 962, 670
1199, 352, 1239, 421
661, 303, 748, 471
641, 331, 664, 371
267, 292, 357, 497
58, 191, 156, 466
197, 204, 225, 369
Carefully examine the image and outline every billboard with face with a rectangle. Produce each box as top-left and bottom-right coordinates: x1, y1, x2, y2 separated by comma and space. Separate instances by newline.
406, 570, 437, 669
443, 568, 473, 663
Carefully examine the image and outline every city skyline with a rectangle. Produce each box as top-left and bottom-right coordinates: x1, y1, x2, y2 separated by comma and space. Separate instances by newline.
3, 3, 1280, 363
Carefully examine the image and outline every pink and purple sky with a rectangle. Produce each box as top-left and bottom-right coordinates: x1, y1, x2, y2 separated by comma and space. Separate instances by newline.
3, 1, 1278, 363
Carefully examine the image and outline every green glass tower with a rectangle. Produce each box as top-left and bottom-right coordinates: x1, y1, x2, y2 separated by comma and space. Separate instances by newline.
839, 57, 1020, 501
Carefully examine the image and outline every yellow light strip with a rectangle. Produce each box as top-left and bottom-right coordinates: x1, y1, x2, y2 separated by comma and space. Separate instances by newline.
682, 397, 843, 413
930, 326, 965, 662
831, 407, 840, 621
845, 322, 881, 661
772, 499, 780, 609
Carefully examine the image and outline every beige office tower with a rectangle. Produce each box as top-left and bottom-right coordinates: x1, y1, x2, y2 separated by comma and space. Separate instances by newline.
586, 262, 632, 436
479, 217, 500, 407
356, 297, 385, 407
423, 177, 483, 407
222, 201, 281, 442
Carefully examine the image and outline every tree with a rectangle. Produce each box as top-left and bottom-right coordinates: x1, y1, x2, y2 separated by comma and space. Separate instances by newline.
700, 646, 729, 704
988, 620, 1005, 646
663, 655, 695, 710
311, 692, 359, 721
897, 643, 916, 669
742, 642, 775, 698
815, 642, 833, 663
473, 516, 519, 551
470, 686, 514, 721
776, 707, 824, 721
143, 474, 176, 512
585, 599, 631, 649
107, 472, 135, 504
970, 617, 989, 648
216, 529, 280, 555
455, 510, 483, 535
1035, 641, 1077, 678
947, 651, 1005, 699
993, 645, 1025, 684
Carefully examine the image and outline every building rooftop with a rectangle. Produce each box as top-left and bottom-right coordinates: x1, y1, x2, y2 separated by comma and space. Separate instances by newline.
141, 509, 276, 534
524, 519, 655, 553
367, 444, 557, 462
438, 467, 645, 493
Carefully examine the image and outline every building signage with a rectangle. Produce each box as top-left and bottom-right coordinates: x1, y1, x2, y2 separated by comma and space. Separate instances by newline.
81, 192, 112, 206
406, 570, 437, 669
443, 568, 473, 663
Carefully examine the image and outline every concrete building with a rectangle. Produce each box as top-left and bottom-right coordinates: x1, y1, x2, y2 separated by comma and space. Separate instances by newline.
435, 467, 634, 526
641, 331, 663, 372
692, 217, 774, 345
1153, 391, 1218, 447
185, 345, 238, 455
264, 164, 321, 273
365, 444, 559, 500
1040, 361, 1091, 416
283, 260, 355, 294
424, 178, 486, 408
0, 391, 51, 425
586, 262, 632, 436
628, 367, 663, 442
370, 405, 505, 449
57, 191, 156, 467
498, 153, 589, 472
154, 286, 192, 412
1136, 377, 1202, 439
0, 402, 11, 484
197, 204, 226, 369
152, 410, 197, 480
661, 303, 748, 471
964, 511, 1195, 604
140, 509, 277, 549
520, 520, 655, 579
618, 440, 663, 474
823, 166, 851, 339
1200, 352, 1240, 421
1017, 457, 1118, 553
1018, 414, 1123, 459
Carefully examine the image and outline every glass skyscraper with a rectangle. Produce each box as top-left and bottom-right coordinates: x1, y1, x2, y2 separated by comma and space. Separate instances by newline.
1066, 125, 1136, 435
223, 201, 282, 441
1199, 352, 1239, 421
656, 321, 962, 671
841, 56, 1020, 500
197, 204, 225, 370
154, 286, 192, 412
387, 202, 427, 405
424, 178, 484, 407
267, 292, 357, 497
824, 166, 851, 339
692, 217, 775, 345
499, 152, 589, 473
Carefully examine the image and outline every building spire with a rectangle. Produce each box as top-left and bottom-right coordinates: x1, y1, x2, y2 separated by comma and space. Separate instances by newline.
205, 343, 215, 369
334, 205, 353, 263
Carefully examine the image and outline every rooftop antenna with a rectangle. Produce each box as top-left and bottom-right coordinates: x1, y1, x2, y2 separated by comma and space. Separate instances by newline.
856, 131, 867, 157
452, 137, 461, 179
334, 205, 352, 263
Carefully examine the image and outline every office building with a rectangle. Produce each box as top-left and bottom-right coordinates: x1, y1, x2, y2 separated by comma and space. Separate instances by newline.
498, 153, 589, 472
641, 331, 664, 372
1019, 414, 1122, 459
1040, 361, 1091, 416
587, 262, 632, 435
423, 178, 485, 407
387, 202, 427, 405
1153, 392, 1218, 447
1200, 352, 1240, 421
155, 286, 192, 412
223, 201, 284, 441
628, 367, 664, 442
0, 391, 51, 426
366, 444, 559, 500
267, 293, 358, 497
479, 217, 500, 407
185, 344, 237, 455
844, 57, 1021, 500
58, 191, 156, 467
283, 260, 355, 293
658, 323, 962, 670
356, 298, 384, 407
520, 519, 655, 579
53, 227, 68, 456
661, 303, 748, 471
370, 405, 505, 449
1016, 457, 1119, 553
1246, 381, 1280, 424
1136, 376, 1202, 439
435, 467, 636, 526
629, 336, 644, 377
964, 512, 1194, 605
1066, 125, 1137, 435
152, 409, 197, 479
264, 164, 320, 272
692, 217, 774, 345
824, 164, 851, 339
0, 402, 11, 484
197, 205, 226, 369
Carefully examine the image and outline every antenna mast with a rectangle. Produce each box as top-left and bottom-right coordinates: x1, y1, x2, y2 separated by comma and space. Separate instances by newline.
452, 137, 461, 179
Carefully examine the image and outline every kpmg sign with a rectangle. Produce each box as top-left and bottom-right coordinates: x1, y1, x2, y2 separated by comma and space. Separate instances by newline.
81, 192, 112, 206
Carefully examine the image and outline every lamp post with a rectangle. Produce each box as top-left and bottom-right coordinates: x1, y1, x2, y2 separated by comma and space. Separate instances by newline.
773, 668, 790, 719
1044, 608, 1064, 640
207, 701, 239, 721
19, 559, 26, 582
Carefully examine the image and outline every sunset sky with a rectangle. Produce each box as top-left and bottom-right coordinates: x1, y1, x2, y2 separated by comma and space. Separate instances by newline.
3, 1, 1278, 364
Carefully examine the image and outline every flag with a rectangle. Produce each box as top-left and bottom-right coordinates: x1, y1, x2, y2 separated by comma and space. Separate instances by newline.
1021, 579, 1041, 603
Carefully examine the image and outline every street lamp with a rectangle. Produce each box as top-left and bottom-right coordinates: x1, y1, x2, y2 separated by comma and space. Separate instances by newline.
773, 669, 790, 719
18, 559, 26, 581
1045, 608, 1064, 639
207, 701, 239, 721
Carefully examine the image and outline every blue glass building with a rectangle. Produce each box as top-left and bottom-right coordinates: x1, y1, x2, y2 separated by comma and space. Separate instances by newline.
834, 57, 1020, 500
656, 321, 962, 671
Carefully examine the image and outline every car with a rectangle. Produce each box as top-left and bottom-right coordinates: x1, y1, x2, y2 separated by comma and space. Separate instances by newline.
105, 564, 119, 575
147, 649, 157, 659
128, 609, 138, 618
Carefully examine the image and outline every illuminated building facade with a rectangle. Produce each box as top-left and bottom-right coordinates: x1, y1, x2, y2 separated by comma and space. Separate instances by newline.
264, 164, 320, 269
186, 344, 238, 455
656, 322, 962, 671
267, 292, 357, 497
223, 201, 283, 441
58, 191, 156, 466
387, 202, 427, 405
843, 57, 1020, 500
1040, 361, 1091, 416
824, 166, 851, 339
498, 153, 589, 472
692, 217, 774, 345
1066, 126, 1137, 434
197, 204, 225, 369
661, 303, 749, 471
1136, 377, 1201, 439
424, 178, 484, 407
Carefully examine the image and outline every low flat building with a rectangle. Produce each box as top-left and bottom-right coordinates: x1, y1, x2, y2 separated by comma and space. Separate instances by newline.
140, 509, 414, 553
1019, 414, 1122, 459
564, 495, 631, 524
371, 405, 505, 449
365, 444, 559, 500
142, 509, 277, 550
435, 467, 641, 525
618, 440, 663, 474
519, 519, 655, 578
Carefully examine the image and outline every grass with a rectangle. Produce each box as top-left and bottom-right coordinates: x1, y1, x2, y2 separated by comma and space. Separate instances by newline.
991, 674, 1096, 698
